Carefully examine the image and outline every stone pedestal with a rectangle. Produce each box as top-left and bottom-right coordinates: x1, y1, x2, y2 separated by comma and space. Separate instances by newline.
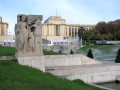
17, 55, 45, 72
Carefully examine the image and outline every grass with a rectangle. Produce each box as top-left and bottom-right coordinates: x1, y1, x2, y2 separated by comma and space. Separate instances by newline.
76, 44, 120, 54
0, 46, 62, 56
78, 45, 100, 53
0, 60, 104, 90
0, 46, 15, 56
43, 50, 62, 55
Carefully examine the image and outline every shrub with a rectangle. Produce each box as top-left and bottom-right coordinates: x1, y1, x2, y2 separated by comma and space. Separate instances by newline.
115, 49, 120, 63
70, 49, 74, 54
59, 50, 62, 53
87, 49, 93, 59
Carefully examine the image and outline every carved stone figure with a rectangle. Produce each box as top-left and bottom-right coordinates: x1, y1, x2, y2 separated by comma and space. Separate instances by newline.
15, 14, 43, 56
15, 15, 28, 54
29, 32, 35, 52
33, 17, 43, 54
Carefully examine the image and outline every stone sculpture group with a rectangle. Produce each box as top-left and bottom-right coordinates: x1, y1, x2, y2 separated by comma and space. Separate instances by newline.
15, 14, 43, 56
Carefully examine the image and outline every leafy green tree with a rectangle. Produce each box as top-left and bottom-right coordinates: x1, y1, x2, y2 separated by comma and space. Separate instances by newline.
95, 19, 120, 40
101, 34, 106, 40
95, 22, 107, 34
87, 49, 93, 59
95, 33, 101, 40
115, 49, 120, 63
106, 33, 113, 40
116, 31, 120, 40
82, 30, 97, 40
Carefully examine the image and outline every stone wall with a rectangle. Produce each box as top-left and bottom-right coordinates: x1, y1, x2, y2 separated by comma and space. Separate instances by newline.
45, 54, 101, 67
17, 54, 101, 73
17, 56, 45, 72
46, 63, 120, 83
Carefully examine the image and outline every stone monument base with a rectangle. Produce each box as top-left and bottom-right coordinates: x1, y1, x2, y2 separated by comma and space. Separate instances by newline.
17, 55, 45, 72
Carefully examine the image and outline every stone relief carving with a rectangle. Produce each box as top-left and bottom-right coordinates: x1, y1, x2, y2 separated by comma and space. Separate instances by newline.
15, 14, 43, 56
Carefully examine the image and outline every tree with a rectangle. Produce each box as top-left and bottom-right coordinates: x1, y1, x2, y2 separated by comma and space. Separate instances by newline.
95, 19, 120, 40
115, 49, 120, 63
95, 22, 107, 34
101, 34, 107, 40
70, 49, 74, 54
95, 33, 101, 40
87, 49, 93, 59
106, 33, 113, 40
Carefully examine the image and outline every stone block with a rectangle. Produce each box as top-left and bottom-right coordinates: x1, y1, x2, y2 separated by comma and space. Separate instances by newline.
64, 58, 69, 66
94, 72, 100, 76
117, 70, 120, 75
24, 59, 32, 66
72, 74, 80, 80
112, 71, 118, 75
1, 56, 7, 60
7, 56, 15, 60
111, 75, 116, 80
106, 75, 112, 81
17, 56, 45, 72
93, 75, 100, 83
87, 76, 94, 83
80, 74, 87, 82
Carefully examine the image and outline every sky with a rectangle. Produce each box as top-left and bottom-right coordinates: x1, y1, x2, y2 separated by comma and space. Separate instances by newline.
0, 0, 120, 35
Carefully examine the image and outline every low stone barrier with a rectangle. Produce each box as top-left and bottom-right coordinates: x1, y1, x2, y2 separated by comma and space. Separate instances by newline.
0, 56, 15, 60
44, 54, 101, 67
46, 63, 120, 83
17, 54, 101, 73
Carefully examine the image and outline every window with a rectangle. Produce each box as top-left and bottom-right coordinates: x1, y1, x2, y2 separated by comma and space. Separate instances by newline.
56, 25, 60, 36
72, 28, 74, 37
75, 28, 77, 36
53, 42, 56, 44
66, 28, 67, 36
69, 28, 71, 36
64, 37, 69, 40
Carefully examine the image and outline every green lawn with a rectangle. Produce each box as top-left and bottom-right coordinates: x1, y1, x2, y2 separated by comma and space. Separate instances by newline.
0, 60, 104, 90
43, 50, 62, 55
0, 46, 15, 56
76, 44, 120, 54
77, 45, 100, 53
0, 46, 61, 56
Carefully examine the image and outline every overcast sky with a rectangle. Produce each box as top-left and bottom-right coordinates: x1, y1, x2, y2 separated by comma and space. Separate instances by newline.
0, 0, 120, 35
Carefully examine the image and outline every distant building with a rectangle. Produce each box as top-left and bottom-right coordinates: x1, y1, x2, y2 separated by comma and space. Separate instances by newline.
0, 17, 15, 46
0, 17, 8, 36
42, 16, 95, 52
